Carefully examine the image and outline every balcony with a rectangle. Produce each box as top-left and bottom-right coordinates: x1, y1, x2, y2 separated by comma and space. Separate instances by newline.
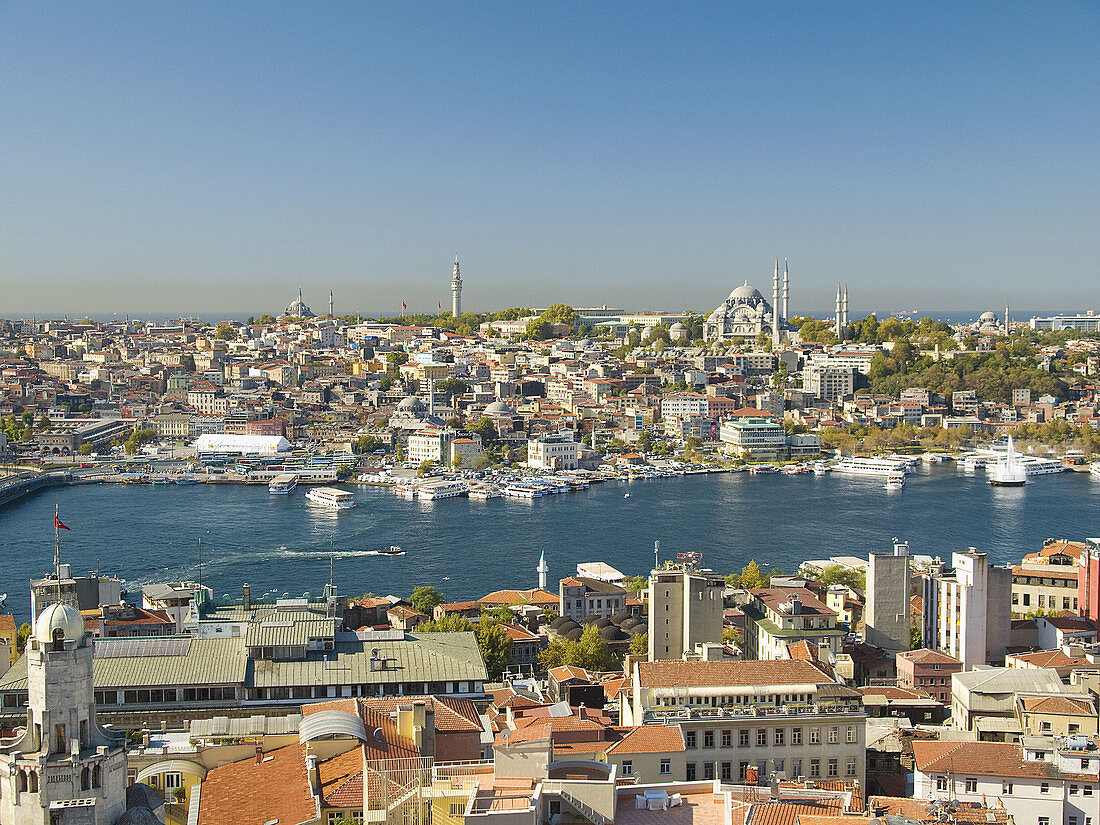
642, 703, 866, 723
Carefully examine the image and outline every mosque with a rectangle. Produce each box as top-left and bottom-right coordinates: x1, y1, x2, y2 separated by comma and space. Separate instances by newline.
279, 287, 316, 320
704, 260, 795, 345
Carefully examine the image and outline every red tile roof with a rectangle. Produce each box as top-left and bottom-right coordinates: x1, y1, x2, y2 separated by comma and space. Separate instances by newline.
605, 724, 684, 755
638, 659, 835, 689
197, 743, 315, 825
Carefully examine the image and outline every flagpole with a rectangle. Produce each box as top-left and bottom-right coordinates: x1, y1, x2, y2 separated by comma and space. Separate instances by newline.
54, 503, 62, 605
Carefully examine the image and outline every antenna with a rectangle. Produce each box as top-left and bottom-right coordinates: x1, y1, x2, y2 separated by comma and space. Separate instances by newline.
654, 540, 660, 571
198, 537, 203, 596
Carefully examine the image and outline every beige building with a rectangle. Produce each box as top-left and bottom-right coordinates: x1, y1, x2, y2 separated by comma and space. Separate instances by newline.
626, 659, 867, 786
648, 558, 724, 661
448, 437, 482, 468
742, 588, 844, 661
1015, 694, 1098, 738
527, 432, 580, 470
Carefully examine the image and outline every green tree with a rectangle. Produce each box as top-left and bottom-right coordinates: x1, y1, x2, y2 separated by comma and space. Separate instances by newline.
575, 623, 615, 671
409, 586, 445, 616
466, 417, 496, 443
451, 453, 465, 470
723, 627, 744, 648
123, 428, 157, 455
356, 434, 382, 454
737, 560, 769, 589
636, 431, 652, 453
475, 620, 513, 680
257, 314, 276, 324
472, 452, 491, 470
77, 443, 93, 456
417, 614, 474, 633
215, 325, 237, 340
806, 564, 865, 592
435, 379, 471, 399
16, 622, 32, 654
623, 575, 649, 592
525, 319, 553, 340
629, 631, 648, 657
910, 625, 923, 650
417, 459, 434, 477
540, 303, 579, 328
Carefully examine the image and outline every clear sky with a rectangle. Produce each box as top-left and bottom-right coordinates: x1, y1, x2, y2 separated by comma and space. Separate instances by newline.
2, 2, 1097, 319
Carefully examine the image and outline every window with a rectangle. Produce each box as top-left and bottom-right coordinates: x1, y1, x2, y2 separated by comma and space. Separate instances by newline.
846, 759, 856, 777
1001, 782, 1013, 795
791, 760, 801, 779
774, 729, 785, 746
1040, 783, 1049, 794
328, 813, 346, 825
660, 759, 671, 775
810, 727, 820, 744
792, 727, 802, 745
775, 760, 784, 775
936, 776, 948, 791
1038, 818, 1049, 825
965, 778, 977, 793
1040, 721, 1052, 732
1083, 784, 1093, 796
721, 762, 732, 781
704, 730, 714, 748
809, 759, 820, 778
1070, 785, 1078, 795
828, 759, 838, 778
686, 731, 697, 749
828, 726, 839, 744
757, 729, 767, 747
622, 761, 633, 776
722, 730, 731, 747
846, 726, 856, 743
704, 762, 715, 780
740, 730, 750, 747
686, 763, 696, 781
165, 772, 183, 791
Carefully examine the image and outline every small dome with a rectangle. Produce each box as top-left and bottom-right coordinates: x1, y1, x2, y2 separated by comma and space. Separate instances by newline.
611, 610, 634, 624
600, 625, 627, 641
550, 616, 576, 631
396, 396, 426, 411
979, 311, 997, 323
594, 617, 612, 628
564, 627, 585, 642
581, 614, 601, 624
116, 807, 163, 825
34, 601, 85, 646
126, 784, 165, 812
729, 282, 764, 302
628, 623, 648, 635
483, 401, 516, 416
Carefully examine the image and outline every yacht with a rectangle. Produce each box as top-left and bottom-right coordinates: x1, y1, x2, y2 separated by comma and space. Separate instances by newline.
503, 483, 544, 499
305, 486, 357, 509
988, 437, 1026, 486
468, 486, 503, 500
831, 456, 911, 477
885, 473, 906, 490
417, 480, 468, 500
1090, 461, 1100, 479
268, 473, 299, 494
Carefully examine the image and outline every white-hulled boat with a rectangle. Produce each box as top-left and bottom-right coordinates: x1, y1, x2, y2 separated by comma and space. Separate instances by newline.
885, 472, 906, 491
831, 456, 911, 477
417, 480, 468, 500
468, 486, 502, 500
988, 436, 1026, 487
305, 486, 357, 509
1091, 462, 1100, 480
503, 483, 544, 499
269, 473, 298, 494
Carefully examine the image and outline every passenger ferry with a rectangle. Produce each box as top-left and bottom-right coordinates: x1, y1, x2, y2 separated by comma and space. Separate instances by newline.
468, 486, 503, 500
305, 486, 357, 509
417, 481, 468, 501
831, 456, 911, 477
885, 472, 906, 491
503, 483, 545, 499
1090, 462, 1100, 480
393, 485, 418, 500
268, 473, 299, 494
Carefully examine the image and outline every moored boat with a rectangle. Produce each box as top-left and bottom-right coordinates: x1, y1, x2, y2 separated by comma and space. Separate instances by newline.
269, 473, 299, 494
305, 486, 356, 509
831, 456, 910, 477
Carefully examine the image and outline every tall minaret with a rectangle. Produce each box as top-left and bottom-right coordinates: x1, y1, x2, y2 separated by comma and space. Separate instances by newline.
451, 255, 462, 318
772, 259, 781, 348
835, 284, 843, 336
842, 285, 849, 330
537, 550, 549, 590
782, 259, 789, 324
1005, 302, 1010, 333
329, 288, 334, 317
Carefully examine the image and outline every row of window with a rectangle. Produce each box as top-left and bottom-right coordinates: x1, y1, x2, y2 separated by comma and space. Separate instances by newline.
935, 776, 1095, 797
685, 757, 857, 781
1012, 592, 1078, 610
684, 725, 857, 749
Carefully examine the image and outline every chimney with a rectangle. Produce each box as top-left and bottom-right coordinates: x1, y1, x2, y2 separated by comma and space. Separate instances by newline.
789, 594, 802, 615
770, 774, 780, 800
243, 583, 251, 610
254, 746, 263, 764
306, 754, 320, 794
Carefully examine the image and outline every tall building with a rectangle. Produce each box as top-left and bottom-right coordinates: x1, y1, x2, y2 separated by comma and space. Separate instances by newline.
865, 540, 911, 654
1079, 538, 1100, 626
0, 602, 127, 824
648, 555, 724, 661
921, 550, 1012, 670
451, 255, 462, 318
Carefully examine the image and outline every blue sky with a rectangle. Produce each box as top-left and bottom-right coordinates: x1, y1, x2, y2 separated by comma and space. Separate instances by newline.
1, 2, 1097, 318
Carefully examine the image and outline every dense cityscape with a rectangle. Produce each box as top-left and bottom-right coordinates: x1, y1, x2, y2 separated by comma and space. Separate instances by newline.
0, 278, 1098, 825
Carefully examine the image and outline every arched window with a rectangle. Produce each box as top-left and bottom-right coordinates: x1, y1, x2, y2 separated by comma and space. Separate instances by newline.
28, 771, 38, 793
17, 769, 27, 792
92, 764, 101, 788
81, 766, 90, 790
52, 627, 65, 651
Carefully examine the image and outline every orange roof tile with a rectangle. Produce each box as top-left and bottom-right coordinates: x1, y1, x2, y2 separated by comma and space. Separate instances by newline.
638, 659, 835, 689
605, 724, 684, 755
197, 743, 315, 825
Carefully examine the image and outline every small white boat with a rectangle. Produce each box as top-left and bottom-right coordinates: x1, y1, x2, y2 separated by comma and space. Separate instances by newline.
305, 487, 357, 509
376, 545, 405, 556
1091, 461, 1100, 480
624, 493, 631, 498
269, 473, 298, 494
885, 473, 905, 491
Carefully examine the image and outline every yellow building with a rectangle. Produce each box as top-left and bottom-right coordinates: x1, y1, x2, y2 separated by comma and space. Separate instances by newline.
1015, 695, 1098, 738
0, 614, 17, 667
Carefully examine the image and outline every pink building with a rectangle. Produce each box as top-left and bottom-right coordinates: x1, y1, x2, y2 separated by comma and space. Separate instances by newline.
895, 648, 963, 703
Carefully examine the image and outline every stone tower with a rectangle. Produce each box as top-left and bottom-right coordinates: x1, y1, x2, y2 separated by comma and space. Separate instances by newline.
0, 603, 127, 824
451, 255, 462, 318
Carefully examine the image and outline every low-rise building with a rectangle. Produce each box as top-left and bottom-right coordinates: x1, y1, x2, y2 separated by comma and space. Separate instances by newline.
527, 432, 581, 470
895, 648, 963, 704
559, 577, 627, 621
742, 589, 844, 661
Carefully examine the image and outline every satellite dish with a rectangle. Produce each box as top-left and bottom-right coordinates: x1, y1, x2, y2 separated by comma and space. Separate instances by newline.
501, 729, 512, 740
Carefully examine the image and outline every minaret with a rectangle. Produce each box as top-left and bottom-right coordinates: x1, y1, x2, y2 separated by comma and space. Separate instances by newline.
329, 288, 334, 317
772, 259, 781, 348
842, 285, 849, 330
537, 550, 549, 590
451, 255, 462, 318
1005, 303, 1010, 333
835, 284, 843, 336
782, 259, 789, 324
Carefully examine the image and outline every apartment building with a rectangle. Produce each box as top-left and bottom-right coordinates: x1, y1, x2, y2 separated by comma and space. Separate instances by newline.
558, 577, 626, 620
921, 550, 1012, 669
895, 648, 963, 704
648, 559, 724, 661
865, 541, 911, 654
803, 364, 855, 401
527, 432, 580, 470
742, 589, 844, 661
626, 659, 867, 787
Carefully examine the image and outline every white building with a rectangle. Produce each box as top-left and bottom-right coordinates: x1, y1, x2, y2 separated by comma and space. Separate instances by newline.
660, 392, 709, 420
0, 603, 127, 824
803, 364, 855, 401
527, 432, 580, 470
192, 433, 290, 455
913, 738, 1098, 825
719, 417, 787, 460
807, 345, 879, 375
921, 550, 1012, 670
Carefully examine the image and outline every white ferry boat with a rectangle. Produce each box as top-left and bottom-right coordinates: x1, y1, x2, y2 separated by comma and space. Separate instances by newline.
885, 472, 906, 490
921, 452, 948, 464
1091, 462, 1100, 480
961, 454, 992, 472
812, 462, 830, 475
1016, 456, 1065, 477
305, 486, 357, 509
503, 483, 544, 499
393, 485, 418, 500
417, 480, 468, 501
831, 456, 911, 477
268, 473, 298, 494
988, 437, 1026, 487
468, 486, 503, 500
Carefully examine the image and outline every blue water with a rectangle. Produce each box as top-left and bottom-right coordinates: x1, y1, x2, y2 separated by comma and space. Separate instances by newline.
1, 468, 1098, 624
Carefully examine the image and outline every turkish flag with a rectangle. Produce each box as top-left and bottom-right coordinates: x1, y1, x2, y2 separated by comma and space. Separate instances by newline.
55, 515, 71, 531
